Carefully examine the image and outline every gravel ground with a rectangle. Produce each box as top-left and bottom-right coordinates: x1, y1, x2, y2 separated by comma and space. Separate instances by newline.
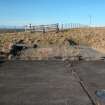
79, 45, 105, 60
18, 45, 105, 61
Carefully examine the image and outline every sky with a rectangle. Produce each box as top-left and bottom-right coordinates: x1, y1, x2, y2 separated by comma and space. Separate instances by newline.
0, 0, 105, 26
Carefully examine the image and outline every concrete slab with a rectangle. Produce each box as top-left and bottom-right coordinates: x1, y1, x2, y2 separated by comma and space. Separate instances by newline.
74, 61, 105, 105
0, 61, 92, 105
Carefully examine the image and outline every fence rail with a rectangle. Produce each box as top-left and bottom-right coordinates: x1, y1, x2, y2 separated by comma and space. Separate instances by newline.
59, 23, 89, 30
25, 24, 59, 33
25, 23, 90, 33
0, 23, 93, 33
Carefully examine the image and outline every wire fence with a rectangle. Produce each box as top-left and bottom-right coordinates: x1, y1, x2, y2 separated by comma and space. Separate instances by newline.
59, 23, 89, 30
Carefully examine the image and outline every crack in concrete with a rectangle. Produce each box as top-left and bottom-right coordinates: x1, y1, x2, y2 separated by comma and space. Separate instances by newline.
64, 60, 98, 105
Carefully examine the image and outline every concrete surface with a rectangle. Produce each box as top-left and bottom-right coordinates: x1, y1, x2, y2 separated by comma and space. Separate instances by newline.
74, 61, 105, 105
0, 60, 92, 105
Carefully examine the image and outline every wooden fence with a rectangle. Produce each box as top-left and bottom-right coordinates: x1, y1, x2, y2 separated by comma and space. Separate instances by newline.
0, 23, 90, 33
25, 24, 59, 33
25, 23, 90, 33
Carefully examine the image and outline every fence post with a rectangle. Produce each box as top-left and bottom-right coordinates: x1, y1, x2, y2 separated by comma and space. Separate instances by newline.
25, 25, 27, 32
29, 24, 32, 29
61, 24, 63, 31
33, 26, 35, 32
56, 24, 59, 33
43, 27, 45, 33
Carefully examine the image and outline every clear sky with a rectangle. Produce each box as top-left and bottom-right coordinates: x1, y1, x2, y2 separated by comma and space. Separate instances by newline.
0, 0, 105, 26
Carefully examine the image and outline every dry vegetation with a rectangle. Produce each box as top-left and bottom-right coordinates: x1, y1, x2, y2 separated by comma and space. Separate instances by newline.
0, 27, 105, 59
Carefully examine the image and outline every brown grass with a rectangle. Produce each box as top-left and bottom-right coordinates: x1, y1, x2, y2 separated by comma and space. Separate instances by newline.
0, 27, 105, 56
